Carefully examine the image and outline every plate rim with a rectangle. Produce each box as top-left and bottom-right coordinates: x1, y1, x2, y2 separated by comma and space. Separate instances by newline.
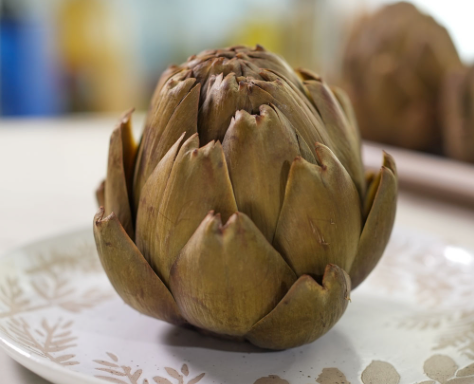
0, 226, 104, 384
0, 333, 106, 384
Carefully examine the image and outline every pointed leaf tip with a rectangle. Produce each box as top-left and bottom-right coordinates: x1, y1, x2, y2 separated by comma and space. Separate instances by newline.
382, 151, 397, 175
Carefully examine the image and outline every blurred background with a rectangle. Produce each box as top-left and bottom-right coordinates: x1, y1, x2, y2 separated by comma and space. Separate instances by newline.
1, 0, 473, 117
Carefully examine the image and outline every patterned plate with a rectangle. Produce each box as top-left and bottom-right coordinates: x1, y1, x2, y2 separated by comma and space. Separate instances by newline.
0, 228, 473, 384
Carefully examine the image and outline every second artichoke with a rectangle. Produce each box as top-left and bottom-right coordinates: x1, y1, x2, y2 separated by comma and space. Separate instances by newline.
442, 66, 474, 163
343, 2, 461, 152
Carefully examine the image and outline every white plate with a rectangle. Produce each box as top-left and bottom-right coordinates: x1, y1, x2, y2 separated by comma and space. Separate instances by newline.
0, 228, 473, 384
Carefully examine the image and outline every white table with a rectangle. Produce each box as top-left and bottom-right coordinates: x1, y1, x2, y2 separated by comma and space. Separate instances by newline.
1, 116, 473, 383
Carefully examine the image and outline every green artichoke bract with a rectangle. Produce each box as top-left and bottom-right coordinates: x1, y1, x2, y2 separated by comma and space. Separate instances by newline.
343, 2, 461, 152
93, 45, 398, 350
442, 66, 474, 163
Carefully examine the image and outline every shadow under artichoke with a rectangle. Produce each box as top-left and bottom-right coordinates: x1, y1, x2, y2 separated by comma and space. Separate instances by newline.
160, 328, 360, 384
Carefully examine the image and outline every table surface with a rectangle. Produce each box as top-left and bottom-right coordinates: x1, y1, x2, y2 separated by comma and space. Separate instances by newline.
1, 116, 473, 383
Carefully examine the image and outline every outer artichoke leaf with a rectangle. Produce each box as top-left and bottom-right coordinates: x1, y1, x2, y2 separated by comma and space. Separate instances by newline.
194, 57, 240, 99
301, 77, 366, 198
295, 67, 321, 82
246, 48, 304, 92
187, 57, 214, 96
294, 131, 317, 164
135, 133, 186, 271
93, 208, 185, 325
169, 212, 296, 337
253, 71, 331, 159
198, 73, 250, 144
331, 86, 361, 136
96, 180, 105, 207
246, 264, 351, 350
222, 105, 300, 242
273, 145, 362, 280
151, 83, 200, 173
245, 80, 275, 112
198, 72, 274, 144
260, 69, 324, 126
237, 58, 264, 80
350, 152, 397, 289
153, 65, 184, 99
105, 109, 137, 239
382, 150, 397, 175
152, 137, 238, 286
133, 72, 198, 209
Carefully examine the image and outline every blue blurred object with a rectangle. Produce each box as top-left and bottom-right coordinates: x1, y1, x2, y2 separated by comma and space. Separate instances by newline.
0, 1, 64, 116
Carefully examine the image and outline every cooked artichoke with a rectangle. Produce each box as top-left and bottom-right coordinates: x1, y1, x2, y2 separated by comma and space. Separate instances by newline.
343, 2, 461, 152
442, 66, 474, 163
93, 45, 398, 350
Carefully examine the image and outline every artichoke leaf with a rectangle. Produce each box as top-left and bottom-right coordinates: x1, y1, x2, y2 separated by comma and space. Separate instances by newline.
331, 86, 361, 137
246, 264, 351, 350
96, 180, 105, 207
273, 144, 362, 280
153, 65, 184, 99
169, 212, 296, 337
350, 152, 397, 289
198, 72, 273, 144
301, 76, 366, 198
254, 71, 331, 159
198, 73, 251, 144
150, 83, 200, 175
133, 72, 199, 209
222, 105, 300, 241
93, 208, 185, 325
246, 47, 304, 92
104, 109, 137, 239
135, 133, 186, 271
152, 136, 238, 285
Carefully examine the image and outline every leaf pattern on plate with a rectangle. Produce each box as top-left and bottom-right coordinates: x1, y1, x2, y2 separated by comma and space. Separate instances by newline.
0, 277, 30, 315
361, 361, 400, 384
0, 242, 114, 319
0, 317, 78, 366
316, 368, 350, 384
154, 364, 205, 384
367, 236, 474, 359
95, 353, 205, 384
94, 352, 145, 384
26, 243, 101, 275
424, 355, 458, 384
308, 356, 474, 384
457, 363, 474, 378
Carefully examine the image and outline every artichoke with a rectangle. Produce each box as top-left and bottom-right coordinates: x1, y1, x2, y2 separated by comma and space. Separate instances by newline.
342, 2, 461, 152
93, 45, 398, 350
442, 66, 474, 163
